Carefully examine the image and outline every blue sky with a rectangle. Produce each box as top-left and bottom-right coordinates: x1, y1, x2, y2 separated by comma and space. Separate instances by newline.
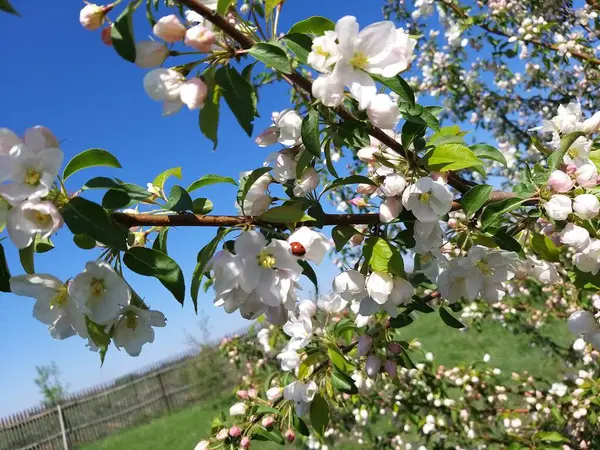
0, 0, 400, 417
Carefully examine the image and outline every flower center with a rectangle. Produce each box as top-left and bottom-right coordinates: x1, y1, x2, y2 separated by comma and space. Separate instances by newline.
315, 45, 330, 58
24, 169, 41, 186
34, 211, 52, 227
476, 260, 492, 275
49, 286, 68, 310
419, 192, 432, 204
90, 279, 105, 298
125, 312, 138, 329
350, 51, 368, 69
257, 250, 276, 269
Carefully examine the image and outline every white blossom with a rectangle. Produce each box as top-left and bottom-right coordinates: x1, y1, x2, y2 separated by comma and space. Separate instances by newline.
112, 306, 166, 356
573, 194, 600, 220
293, 167, 319, 197
560, 223, 590, 251
332, 270, 366, 302
135, 41, 169, 68
287, 226, 331, 264
402, 177, 453, 222
6, 199, 63, 249
317, 292, 347, 313
307, 31, 340, 73
544, 194, 572, 221
283, 380, 317, 416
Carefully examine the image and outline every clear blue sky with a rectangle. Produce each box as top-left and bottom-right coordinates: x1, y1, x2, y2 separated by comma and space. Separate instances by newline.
0, 0, 397, 416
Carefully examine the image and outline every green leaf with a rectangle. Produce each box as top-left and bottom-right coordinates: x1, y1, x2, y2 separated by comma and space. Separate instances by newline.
480, 198, 527, 230
63, 149, 122, 181
461, 185, 493, 216
237, 167, 272, 213
321, 175, 375, 196
299, 260, 318, 292
191, 228, 233, 311
589, 150, 600, 172
428, 125, 465, 147
283, 33, 312, 64
0, 0, 19, 15
61, 198, 128, 251
371, 75, 414, 104
531, 234, 560, 262
123, 247, 185, 305
84, 177, 151, 200
295, 146, 314, 180
187, 174, 237, 192
249, 42, 292, 74
288, 16, 335, 35
85, 317, 110, 365
534, 431, 569, 444
365, 237, 405, 277
310, 394, 330, 437
331, 369, 358, 394
73, 234, 97, 250
0, 243, 10, 292
102, 189, 130, 210
255, 406, 282, 416
192, 198, 214, 214
152, 167, 182, 191
18, 244, 34, 274
548, 131, 586, 172
110, 1, 137, 63
425, 143, 483, 172
293, 414, 310, 436
335, 120, 371, 149
199, 68, 221, 150
491, 228, 523, 254
265, 0, 279, 17
215, 66, 256, 136
439, 306, 465, 329
302, 108, 321, 157
470, 144, 508, 167
152, 228, 169, 254
252, 427, 285, 445
259, 206, 314, 223
164, 185, 193, 212
216, 0, 233, 15
389, 314, 414, 328
323, 139, 339, 178
332, 225, 357, 251
33, 235, 54, 254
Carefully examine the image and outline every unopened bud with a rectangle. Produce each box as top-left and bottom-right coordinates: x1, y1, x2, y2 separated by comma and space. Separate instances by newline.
285, 429, 296, 443
357, 335, 373, 357
247, 388, 258, 399
388, 342, 402, 354
80, 3, 113, 31
366, 354, 381, 379
185, 25, 216, 52
384, 360, 397, 377
229, 426, 242, 438
447, 218, 458, 229
237, 390, 249, 399
101, 26, 113, 46
261, 416, 275, 428
216, 428, 229, 440
240, 436, 251, 449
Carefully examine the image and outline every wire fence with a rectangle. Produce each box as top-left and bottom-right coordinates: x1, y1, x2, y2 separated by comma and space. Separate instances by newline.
0, 326, 251, 450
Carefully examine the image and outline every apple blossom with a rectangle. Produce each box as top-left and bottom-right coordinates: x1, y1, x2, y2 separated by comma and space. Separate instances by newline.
402, 177, 453, 222
413, 220, 443, 253
573, 194, 600, 219
6, 199, 63, 249
576, 163, 598, 188
135, 41, 169, 68
179, 78, 208, 110
311, 72, 345, 107
524, 256, 560, 285
582, 111, 600, 134
375, 28, 417, 76
194, 441, 209, 450
293, 167, 319, 197
283, 380, 317, 416
544, 194, 572, 221
317, 292, 347, 313
574, 239, 600, 275
10, 274, 87, 339
567, 310, 598, 336
185, 25, 216, 52
287, 226, 332, 263
112, 306, 166, 356
367, 94, 401, 129
559, 223, 590, 250
256, 109, 303, 148
547, 170, 574, 193
79, 4, 109, 31
229, 402, 247, 416
143, 68, 186, 115
276, 347, 300, 371
307, 31, 341, 73
282, 314, 313, 349
351, 371, 374, 393
332, 270, 366, 302
360, 275, 414, 317
153, 15, 186, 43
379, 197, 403, 223
69, 261, 131, 325
265, 151, 296, 182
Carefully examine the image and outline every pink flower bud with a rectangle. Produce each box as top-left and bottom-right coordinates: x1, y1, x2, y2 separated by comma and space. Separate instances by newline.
135, 41, 169, 68
356, 183, 377, 195
216, 428, 229, 440
240, 436, 251, 449
366, 354, 381, 379
79, 3, 111, 31
261, 416, 275, 428
185, 25, 216, 52
548, 170, 574, 193
179, 78, 208, 110
576, 164, 598, 188
153, 14, 186, 43
447, 218, 458, 229
247, 388, 258, 399
384, 360, 397, 378
388, 342, 402, 354
349, 197, 368, 207
350, 233, 364, 246
229, 426, 242, 438
236, 390, 249, 399
357, 335, 373, 357
101, 26, 113, 46
357, 147, 378, 163
285, 429, 296, 443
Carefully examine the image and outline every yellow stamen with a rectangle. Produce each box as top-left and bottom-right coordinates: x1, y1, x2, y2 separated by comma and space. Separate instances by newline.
419, 192, 431, 204
315, 45, 330, 57
24, 169, 41, 186
257, 250, 276, 269
350, 51, 368, 69
49, 286, 68, 310
90, 279, 105, 297
125, 312, 138, 329
476, 260, 492, 275
34, 211, 52, 226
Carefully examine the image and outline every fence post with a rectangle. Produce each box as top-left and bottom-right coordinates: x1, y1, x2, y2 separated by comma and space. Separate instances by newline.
56, 404, 69, 450
157, 371, 171, 412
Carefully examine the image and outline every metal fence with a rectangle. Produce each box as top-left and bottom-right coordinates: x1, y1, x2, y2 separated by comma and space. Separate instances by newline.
0, 335, 245, 450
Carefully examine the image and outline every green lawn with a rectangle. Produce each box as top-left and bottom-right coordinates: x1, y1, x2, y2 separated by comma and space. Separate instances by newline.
82, 313, 572, 449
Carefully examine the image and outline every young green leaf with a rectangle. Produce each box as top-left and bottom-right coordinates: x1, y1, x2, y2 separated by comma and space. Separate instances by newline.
237, 167, 272, 213
215, 66, 256, 136
424, 143, 484, 172
123, 247, 186, 305
252, 427, 285, 445
0, 0, 19, 15
310, 393, 330, 437
531, 234, 560, 262
331, 369, 359, 394
364, 237, 405, 277
187, 174, 237, 192
192, 198, 214, 215
259, 206, 314, 223
547, 131, 586, 172
200, 68, 221, 150
439, 306, 465, 329
85, 316, 110, 365
371, 74, 415, 104
152, 167, 182, 191
288, 16, 335, 35
216, 0, 233, 15
152, 228, 169, 255
249, 42, 292, 74
19, 244, 35, 275
302, 108, 321, 157
63, 149, 122, 181
283, 33, 312, 64
470, 144, 508, 167
331, 225, 358, 251
61, 198, 128, 251
73, 234, 97, 250
164, 185, 193, 212
0, 243, 11, 292
110, 2, 137, 63
480, 198, 527, 230
461, 184, 493, 217
321, 175, 375, 196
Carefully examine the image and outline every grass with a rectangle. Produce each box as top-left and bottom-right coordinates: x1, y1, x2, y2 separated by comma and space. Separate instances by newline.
82, 313, 573, 449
